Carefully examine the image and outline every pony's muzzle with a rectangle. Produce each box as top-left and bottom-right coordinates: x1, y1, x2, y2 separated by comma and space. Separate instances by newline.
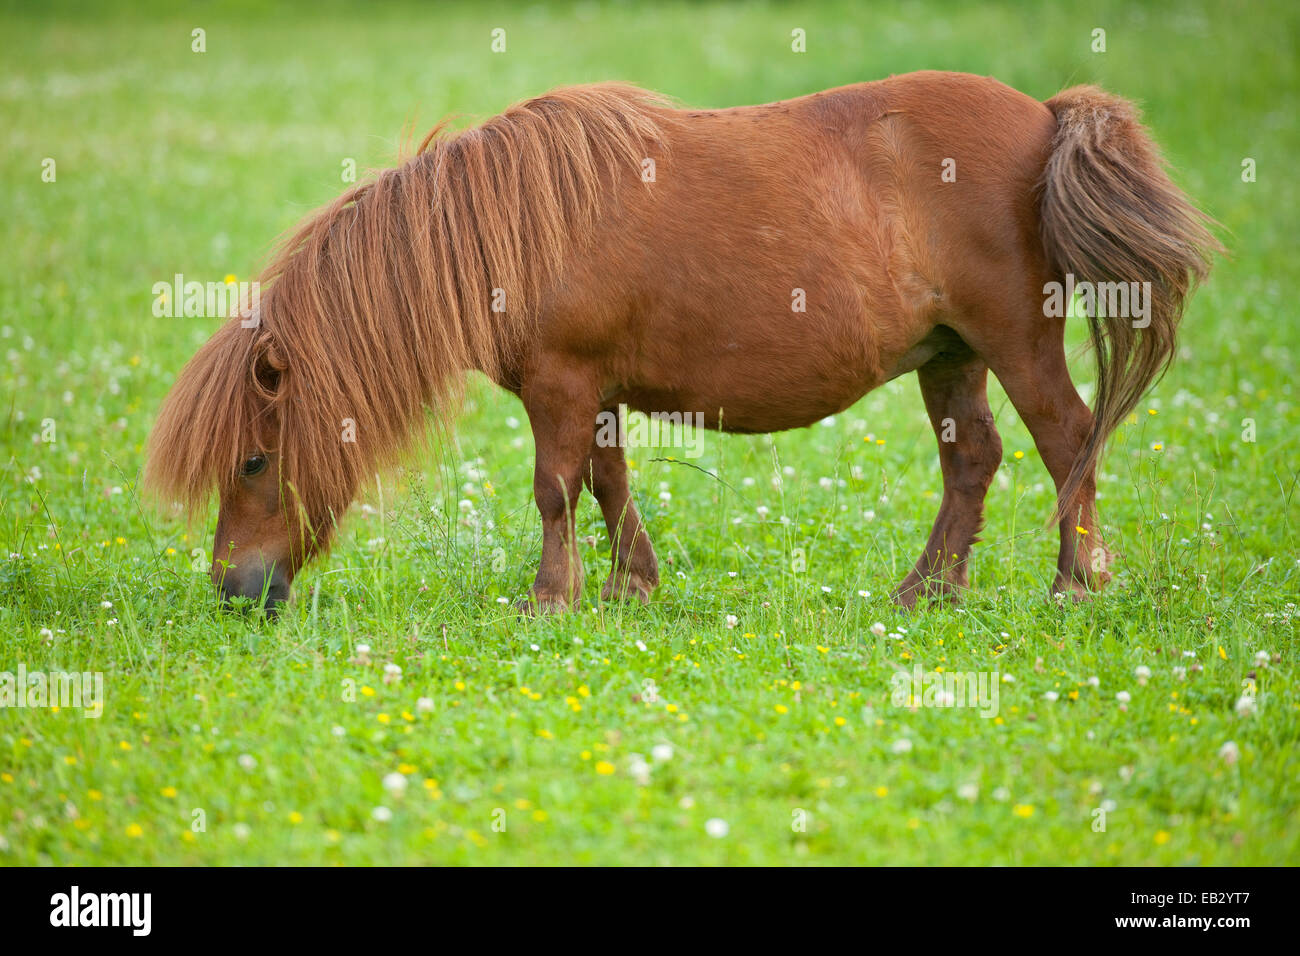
218, 564, 290, 617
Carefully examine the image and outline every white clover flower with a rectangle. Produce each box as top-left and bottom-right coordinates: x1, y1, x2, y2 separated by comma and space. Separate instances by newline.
725, 615, 738, 629
237, 754, 257, 771
1001, 674, 1015, 684
1116, 691, 1131, 704
1087, 676, 1100, 688
891, 738, 913, 754
870, 622, 886, 637
705, 818, 729, 838
1044, 691, 1059, 702
957, 783, 978, 802
331, 725, 346, 737
1218, 741, 1240, 765
233, 823, 251, 841
1253, 651, 1270, 667
1135, 665, 1151, 686
628, 756, 652, 785
371, 806, 393, 823
100, 600, 112, 610
651, 744, 673, 762
382, 663, 402, 685
416, 697, 435, 714
1235, 694, 1256, 717
382, 772, 408, 795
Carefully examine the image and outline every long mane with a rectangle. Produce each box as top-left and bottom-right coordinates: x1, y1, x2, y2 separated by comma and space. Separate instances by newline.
144, 83, 668, 546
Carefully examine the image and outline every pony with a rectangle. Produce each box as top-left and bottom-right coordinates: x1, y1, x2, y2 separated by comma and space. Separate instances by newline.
144, 72, 1220, 614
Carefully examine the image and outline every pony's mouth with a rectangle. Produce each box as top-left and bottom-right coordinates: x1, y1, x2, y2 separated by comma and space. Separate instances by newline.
219, 575, 291, 618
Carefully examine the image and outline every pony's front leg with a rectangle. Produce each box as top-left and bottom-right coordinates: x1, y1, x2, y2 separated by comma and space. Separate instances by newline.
517, 368, 600, 613
584, 435, 659, 604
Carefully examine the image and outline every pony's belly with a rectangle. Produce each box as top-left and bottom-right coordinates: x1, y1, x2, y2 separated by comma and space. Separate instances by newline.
604, 303, 932, 432
610, 361, 876, 434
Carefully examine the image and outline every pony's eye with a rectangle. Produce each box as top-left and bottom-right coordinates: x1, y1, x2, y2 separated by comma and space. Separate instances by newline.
241, 455, 268, 478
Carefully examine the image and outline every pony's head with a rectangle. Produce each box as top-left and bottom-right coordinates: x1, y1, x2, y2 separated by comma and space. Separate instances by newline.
144, 83, 669, 613
144, 314, 341, 614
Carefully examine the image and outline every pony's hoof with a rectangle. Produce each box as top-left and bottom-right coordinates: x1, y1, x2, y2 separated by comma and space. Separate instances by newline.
1050, 581, 1094, 604
891, 577, 963, 610
891, 586, 920, 611
1051, 569, 1110, 604
514, 591, 573, 615
600, 571, 654, 605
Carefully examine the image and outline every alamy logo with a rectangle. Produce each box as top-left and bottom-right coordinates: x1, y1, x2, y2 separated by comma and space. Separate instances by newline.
151, 273, 260, 319
594, 404, 706, 459
890, 663, 999, 718
49, 886, 151, 936
0, 664, 103, 718
1043, 273, 1152, 328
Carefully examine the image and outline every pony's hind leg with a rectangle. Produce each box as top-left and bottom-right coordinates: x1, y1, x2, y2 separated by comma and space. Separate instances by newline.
893, 345, 1003, 608
961, 306, 1110, 599
584, 435, 659, 604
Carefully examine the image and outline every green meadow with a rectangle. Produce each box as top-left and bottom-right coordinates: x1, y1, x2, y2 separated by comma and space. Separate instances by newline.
1, 0, 1297, 864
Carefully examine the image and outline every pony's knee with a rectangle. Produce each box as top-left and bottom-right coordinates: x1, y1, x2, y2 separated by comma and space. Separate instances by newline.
947, 413, 1002, 493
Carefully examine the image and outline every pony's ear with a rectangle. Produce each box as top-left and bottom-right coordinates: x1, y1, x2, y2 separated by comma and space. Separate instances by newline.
250, 334, 286, 398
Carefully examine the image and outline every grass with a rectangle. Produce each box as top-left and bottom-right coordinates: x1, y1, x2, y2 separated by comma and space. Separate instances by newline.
1, 0, 1297, 865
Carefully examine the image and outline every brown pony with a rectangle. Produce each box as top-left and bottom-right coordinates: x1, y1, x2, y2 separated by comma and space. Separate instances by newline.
145, 72, 1220, 614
